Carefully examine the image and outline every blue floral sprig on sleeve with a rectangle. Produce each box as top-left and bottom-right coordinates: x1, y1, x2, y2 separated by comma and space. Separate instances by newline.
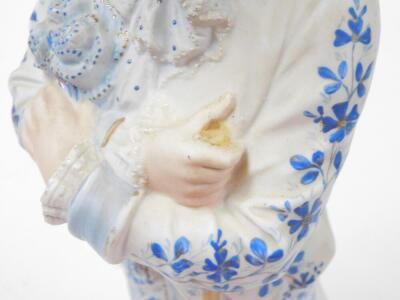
290, 151, 327, 185
202, 229, 240, 284
334, 2, 371, 47
150, 237, 194, 274
287, 199, 322, 242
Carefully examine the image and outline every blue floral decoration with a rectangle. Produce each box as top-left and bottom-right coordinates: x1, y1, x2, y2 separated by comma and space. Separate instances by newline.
287, 199, 322, 242
290, 150, 326, 185
150, 237, 194, 274
245, 238, 284, 267
334, 3, 371, 47
203, 229, 240, 283
321, 101, 360, 143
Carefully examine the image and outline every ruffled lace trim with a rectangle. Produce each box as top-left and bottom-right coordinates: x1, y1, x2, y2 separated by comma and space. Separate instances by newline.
29, 0, 130, 102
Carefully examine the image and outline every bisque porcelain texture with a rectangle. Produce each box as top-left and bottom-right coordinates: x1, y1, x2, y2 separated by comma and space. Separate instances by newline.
9, 0, 380, 299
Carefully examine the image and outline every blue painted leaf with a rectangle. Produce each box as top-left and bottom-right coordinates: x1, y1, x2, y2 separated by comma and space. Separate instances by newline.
363, 62, 374, 80
288, 220, 302, 234
297, 224, 310, 241
222, 269, 238, 281
322, 116, 338, 133
245, 254, 263, 266
171, 259, 193, 274
334, 29, 352, 47
348, 18, 363, 35
294, 251, 305, 263
207, 272, 222, 283
359, 27, 371, 45
250, 238, 267, 260
304, 111, 316, 118
203, 258, 218, 272
334, 151, 343, 171
301, 171, 320, 185
267, 249, 284, 263
284, 200, 292, 212
329, 128, 346, 143
348, 7, 357, 19
332, 101, 349, 121
294, 202, 309, 218
227, 255, 240, 268
174, 237, 190, 259
215, 249, 228, 265
272, 279, 283, 287
288, 265, 299, 275
324, 82, 342, 95
357, 83, 366, 97
312, 151, 325, 166
277, 213, 287, 222
338, 61, 348, 79
356, 63, 363, 82
318, 67, 338, 81
259, 285, 269, 297
290, 155, 312, 170
151, 243, 168, 262
360, 5, 368, 17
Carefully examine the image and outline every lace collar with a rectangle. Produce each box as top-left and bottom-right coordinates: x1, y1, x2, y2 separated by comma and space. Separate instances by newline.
114, 0, 234, 66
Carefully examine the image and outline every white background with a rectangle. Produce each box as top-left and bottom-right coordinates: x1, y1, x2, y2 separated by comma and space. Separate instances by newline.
0, 1, 398, 299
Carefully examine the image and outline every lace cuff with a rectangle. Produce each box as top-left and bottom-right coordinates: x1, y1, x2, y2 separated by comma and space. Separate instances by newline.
40, 140, 102, 225
100, 116, 149, 192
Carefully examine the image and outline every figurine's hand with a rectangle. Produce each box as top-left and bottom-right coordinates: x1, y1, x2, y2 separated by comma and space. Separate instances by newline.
21, 82, 95, 182
144, 94, 244, 207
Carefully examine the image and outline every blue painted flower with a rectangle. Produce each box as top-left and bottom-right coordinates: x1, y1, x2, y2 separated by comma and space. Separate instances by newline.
290, 150, 325, 185
321, 101, 360, 143
291, 272, 316, 289
288, 199, 322, 242
203, 230, 240, 283
355, 62, 374, 97
245, 238, 284, 267
150, 237, 193, 274
334, 4, 371, 47
318, 61, 348, 95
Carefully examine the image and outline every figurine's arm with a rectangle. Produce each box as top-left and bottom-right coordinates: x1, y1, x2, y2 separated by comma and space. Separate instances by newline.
9, 48, 49, 148
67, 95, 244, 263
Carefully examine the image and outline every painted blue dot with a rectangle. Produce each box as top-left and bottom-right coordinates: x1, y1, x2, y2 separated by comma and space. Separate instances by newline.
139, 25, 144, 30
134, 85, 140, 91
127, 58, 133, 64
172, 45, 177, 51
172, 19, 177, 26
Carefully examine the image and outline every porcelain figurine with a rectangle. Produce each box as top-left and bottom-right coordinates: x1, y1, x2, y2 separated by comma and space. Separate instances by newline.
9, 0, 380, 299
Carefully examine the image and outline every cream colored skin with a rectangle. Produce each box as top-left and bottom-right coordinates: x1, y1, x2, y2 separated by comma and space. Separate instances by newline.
22, 83, 244, 208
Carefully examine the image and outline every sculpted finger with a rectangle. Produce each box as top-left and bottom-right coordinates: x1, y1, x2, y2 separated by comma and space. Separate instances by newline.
188, 142, 245, 170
